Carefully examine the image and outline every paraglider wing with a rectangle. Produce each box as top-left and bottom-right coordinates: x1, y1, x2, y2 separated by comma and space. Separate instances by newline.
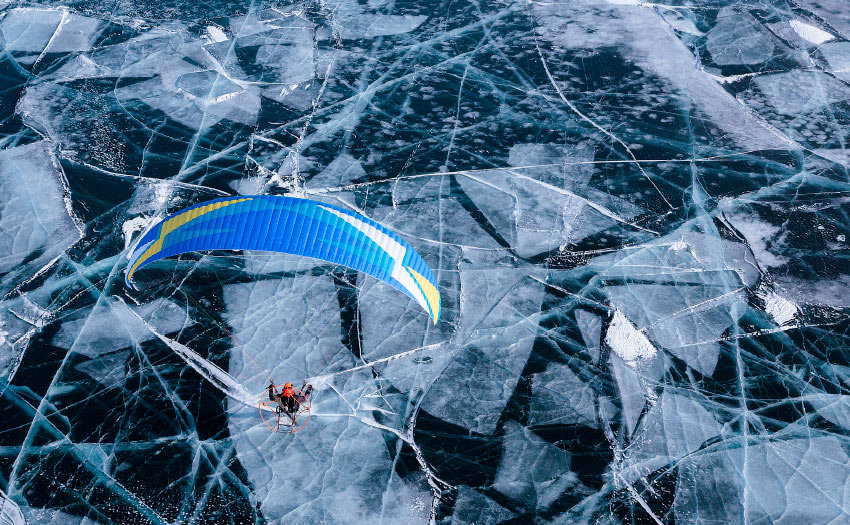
125, 195, 441, 323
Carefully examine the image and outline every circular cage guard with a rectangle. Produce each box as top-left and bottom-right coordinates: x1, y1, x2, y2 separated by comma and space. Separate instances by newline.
259, 385, 311, 434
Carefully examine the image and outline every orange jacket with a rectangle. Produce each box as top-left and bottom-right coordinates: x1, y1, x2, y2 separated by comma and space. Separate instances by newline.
281, 387, 295, 398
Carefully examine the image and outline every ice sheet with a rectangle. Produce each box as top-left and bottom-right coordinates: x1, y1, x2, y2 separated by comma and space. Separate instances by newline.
2, 0, 850, 522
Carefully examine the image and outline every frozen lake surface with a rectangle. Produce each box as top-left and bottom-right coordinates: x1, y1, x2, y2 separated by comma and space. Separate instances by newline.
1, 0, 850, 522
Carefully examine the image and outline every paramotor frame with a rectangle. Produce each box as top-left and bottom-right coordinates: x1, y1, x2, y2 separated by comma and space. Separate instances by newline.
259, 385, 311, 434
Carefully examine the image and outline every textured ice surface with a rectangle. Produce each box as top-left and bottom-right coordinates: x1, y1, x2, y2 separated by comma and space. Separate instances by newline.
0, 142, 81, 277
52, 298, 192, 357
2, 0, 850, 523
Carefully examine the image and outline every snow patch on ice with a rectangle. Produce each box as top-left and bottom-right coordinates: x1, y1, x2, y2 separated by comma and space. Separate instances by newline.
790, 20, 834, 44
122, 216, 156, 250
605, 310, 657, 365
204, 25, 228, 43
669, 238, 688, 251
723, 208, 788, 269
758, 287, 798, 326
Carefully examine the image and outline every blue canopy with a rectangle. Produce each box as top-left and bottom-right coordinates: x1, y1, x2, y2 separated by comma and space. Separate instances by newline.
126, 195, 440, 323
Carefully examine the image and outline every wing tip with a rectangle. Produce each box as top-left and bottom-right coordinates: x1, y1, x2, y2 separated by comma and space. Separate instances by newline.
432, 292, 441, 325
124, 269, 136, 291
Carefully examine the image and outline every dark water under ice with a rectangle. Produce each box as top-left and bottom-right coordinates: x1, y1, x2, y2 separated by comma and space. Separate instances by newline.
1, 0, 850, 523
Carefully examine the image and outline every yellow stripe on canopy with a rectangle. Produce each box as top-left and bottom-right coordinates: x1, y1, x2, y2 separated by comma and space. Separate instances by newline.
407, 266, 440, 323
128, 198, 253, 280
